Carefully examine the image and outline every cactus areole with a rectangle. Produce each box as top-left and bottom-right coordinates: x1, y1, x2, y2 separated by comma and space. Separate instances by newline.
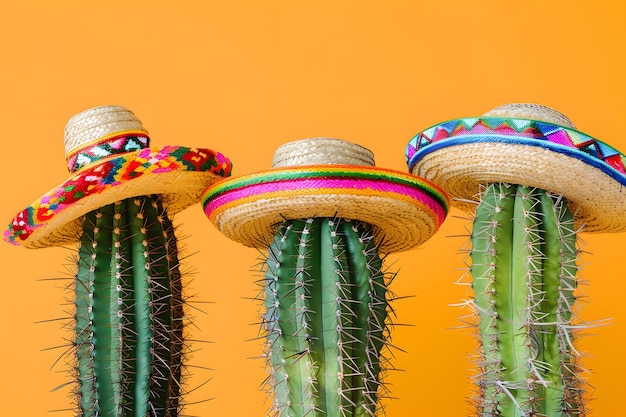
5, 106, 232, 416
202, 138, 449, 416
406, 103, 626, 416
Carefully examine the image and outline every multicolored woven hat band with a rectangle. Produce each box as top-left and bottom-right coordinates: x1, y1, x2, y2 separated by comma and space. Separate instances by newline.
66, 131, 150, 172
405, 117, 626, 184
203, 165, 449, 228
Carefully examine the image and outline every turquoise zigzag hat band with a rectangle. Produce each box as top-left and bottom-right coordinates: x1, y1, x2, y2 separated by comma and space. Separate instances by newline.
406, 117, 626, 184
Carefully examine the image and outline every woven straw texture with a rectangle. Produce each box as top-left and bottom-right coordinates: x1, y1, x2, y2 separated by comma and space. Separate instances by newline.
213, 192, 440, 253
408, 103, 626, 233
5, 106, 232, 248
64, 105, 147, 157
484, 103, 576, 129
272, 137, 375, 167
203, 138, 449, 253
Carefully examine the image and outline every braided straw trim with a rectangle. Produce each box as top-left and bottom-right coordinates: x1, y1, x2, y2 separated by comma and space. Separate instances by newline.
64, 105, 146, 156
272, 137, 375, 167
412, 141, 626, 233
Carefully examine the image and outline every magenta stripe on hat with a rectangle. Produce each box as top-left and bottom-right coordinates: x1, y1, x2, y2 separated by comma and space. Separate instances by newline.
204, 177, 447, 224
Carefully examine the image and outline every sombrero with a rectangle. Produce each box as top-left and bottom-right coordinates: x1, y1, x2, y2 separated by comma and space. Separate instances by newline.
5, 105, 233, 248
202, 138, 449, 253
406, 103, 626, 233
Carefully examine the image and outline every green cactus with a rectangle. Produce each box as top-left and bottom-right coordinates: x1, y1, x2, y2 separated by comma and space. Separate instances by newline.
202, 137, 448, 416
74, 195, 186, 417
470, 183, 584, 416
3, 105, 233, 417
403, 102, 626, 416
262, 217, 390, 417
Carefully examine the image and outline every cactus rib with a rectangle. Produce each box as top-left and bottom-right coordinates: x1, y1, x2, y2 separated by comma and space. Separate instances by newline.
470, 184, 583, 417
74, 195, 185, 417
263, 218, 389, 417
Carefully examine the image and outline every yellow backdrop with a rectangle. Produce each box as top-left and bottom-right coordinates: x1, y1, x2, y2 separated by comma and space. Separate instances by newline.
1, 1, 625, 416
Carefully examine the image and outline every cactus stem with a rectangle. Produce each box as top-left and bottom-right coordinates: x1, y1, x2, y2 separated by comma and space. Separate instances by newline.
464, 183, 594, 417
259, 217, 396, 417
51, 195, 208, 416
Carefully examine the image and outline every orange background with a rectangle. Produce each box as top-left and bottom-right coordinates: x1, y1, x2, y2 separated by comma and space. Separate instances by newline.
1, 1, 625, 415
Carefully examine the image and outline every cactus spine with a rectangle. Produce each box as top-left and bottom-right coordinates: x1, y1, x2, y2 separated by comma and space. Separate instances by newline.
75, 195, 185, 417
263, 217, 389, 417
470, 183, 583, 416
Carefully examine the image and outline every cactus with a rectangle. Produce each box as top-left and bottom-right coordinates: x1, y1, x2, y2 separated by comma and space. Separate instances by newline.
470, 184, 583, 416
202, 138, 449, 417
75, 196, 185, 416
263, 217, 389, 417
4, 106, 232, 416
406, 103, 626, 416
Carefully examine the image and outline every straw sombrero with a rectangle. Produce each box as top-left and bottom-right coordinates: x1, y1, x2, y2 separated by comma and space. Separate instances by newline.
202, 138, 449, 253
406, 103, 626, 233
5, 105, 233, 248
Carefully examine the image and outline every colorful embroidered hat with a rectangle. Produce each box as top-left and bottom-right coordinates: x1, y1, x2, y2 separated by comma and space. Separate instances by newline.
406, 103, 626, 233
202, 138, 449, 253
5, 105, 233, 248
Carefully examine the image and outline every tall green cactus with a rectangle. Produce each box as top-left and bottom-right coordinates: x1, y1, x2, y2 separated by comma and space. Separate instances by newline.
202, 137, 448, 416
470, 183, 584, 416
75, 195, 185, 417
262, 217, 390, 417
3, 105, 233, 417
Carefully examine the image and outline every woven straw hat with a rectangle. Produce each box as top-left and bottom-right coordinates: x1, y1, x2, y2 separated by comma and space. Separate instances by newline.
406, 103, 626, 233
5, 105, 233, 248
202, 137, 449, 253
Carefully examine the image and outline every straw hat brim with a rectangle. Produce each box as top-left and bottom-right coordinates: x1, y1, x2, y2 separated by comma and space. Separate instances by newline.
5, 146, 232, 248
202, 165, 449, 253
406, 117, 626, 233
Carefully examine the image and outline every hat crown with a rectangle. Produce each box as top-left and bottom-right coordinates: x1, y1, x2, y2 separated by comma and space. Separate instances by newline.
64, 105, 148, 157
484, 103, 576, 129
272, 137, 375, 168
